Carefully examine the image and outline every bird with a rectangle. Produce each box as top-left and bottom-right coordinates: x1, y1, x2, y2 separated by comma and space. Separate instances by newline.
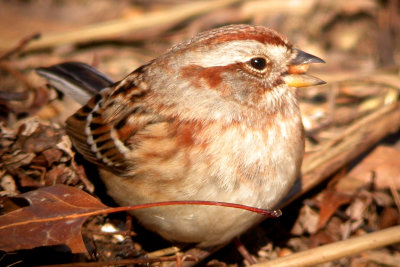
37, 24, 325, 247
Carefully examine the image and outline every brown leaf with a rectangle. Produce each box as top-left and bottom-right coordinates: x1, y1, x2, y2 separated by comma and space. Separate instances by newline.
15, 168, 43, 188
345, 193, 373, 231
16, 123, 62, 154
317, 190, 352, 230
379, 207, 399, 229
346, 146, 400, 190
291, 205, 319, 235
361, 250, 400, 266
44, 164, 66, 185
0, 184, 107, 253
0, 185, 274, 255
0, 195, 27, 214
42, 147, 63, 167
1, 151, 35, 169
0, 174, 18, 195
308, 230, 335, 248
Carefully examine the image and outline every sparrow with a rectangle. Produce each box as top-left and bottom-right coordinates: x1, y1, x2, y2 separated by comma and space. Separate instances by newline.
37, 24, 325, 247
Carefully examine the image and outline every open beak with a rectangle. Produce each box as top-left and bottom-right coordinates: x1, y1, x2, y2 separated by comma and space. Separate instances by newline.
283, 49, 326, 88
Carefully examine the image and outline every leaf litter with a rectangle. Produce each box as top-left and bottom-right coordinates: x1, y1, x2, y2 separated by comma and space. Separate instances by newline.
0, 0, 400, 266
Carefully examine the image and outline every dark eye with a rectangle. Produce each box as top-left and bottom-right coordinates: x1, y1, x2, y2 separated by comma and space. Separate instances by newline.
249, 57, 267, 71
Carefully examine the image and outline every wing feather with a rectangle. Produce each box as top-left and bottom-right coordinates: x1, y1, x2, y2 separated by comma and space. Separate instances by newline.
66, 74, 162, 175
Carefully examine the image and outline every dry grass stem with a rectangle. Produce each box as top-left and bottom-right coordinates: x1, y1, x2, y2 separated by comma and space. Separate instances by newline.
253, 225, 400, 267
0, 0, 240, 52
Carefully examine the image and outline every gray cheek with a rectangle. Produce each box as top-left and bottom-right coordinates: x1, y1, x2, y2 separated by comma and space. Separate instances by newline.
221, 72, 254, 102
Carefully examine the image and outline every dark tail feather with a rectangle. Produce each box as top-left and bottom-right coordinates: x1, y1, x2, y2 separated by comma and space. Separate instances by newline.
36, 62, 114, 105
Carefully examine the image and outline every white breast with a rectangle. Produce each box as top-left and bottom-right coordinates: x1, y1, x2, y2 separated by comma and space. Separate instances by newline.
98, 108, 304, 247
186, 113, 304, 209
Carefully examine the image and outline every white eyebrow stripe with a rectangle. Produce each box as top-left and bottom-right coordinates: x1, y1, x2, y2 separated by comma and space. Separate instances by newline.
189, 40, 262, 68
185, 40, 288, 68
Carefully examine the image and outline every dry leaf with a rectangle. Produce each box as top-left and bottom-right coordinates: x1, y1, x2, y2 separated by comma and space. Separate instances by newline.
16, 123, 62, 154
42, 147, 63, 167
378, 207, 399, 229
292, 205, 319, 235
0, 184, 271, 255
0, 184, 107, 253
345, 195, 373, 233
308, 230, 335, 248
361, 250, 400, 266
346, 146, 400, 190
317, 190, 352, 229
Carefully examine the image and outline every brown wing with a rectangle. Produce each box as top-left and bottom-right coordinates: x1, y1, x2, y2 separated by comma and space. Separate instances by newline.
66, 73, 162, 176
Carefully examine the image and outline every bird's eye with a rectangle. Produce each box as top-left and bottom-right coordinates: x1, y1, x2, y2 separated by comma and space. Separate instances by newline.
249, 57, 267, 71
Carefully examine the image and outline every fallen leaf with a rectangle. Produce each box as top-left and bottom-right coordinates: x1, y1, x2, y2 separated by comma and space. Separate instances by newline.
346, 146, 400, 190
16, 123, 62, 154
345, 193, 373, 232
0, 184, 107, 253
1, 151, 35, 169
334, 176, 367, 195
308, 230, 335, 248
0, 174, 18, 194
378, 207, 399, 229
317, 190, 352, 229
15, 168, 43, 188
42, 147, 63, 167
292, 205, 319, 235
0, 184, 274, 254
44, 164, 66, 185
361, 250, 400, 266
372, 191, 394, 207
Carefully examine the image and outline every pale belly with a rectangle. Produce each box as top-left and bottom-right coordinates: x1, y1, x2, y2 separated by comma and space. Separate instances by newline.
101, 172, 271, 246
99, 118, 304, 247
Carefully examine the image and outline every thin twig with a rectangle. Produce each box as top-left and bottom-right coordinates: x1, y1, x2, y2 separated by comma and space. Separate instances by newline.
0, 33, 40, 60
146, 246, 181, 258
0, 62, 36, 91
0, 200, 281, 232
389, 176, 400, 213
235, 238, 258, 265
252, 225, 400, 267
283, 101, 400, 207
37, 255, 196, 267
